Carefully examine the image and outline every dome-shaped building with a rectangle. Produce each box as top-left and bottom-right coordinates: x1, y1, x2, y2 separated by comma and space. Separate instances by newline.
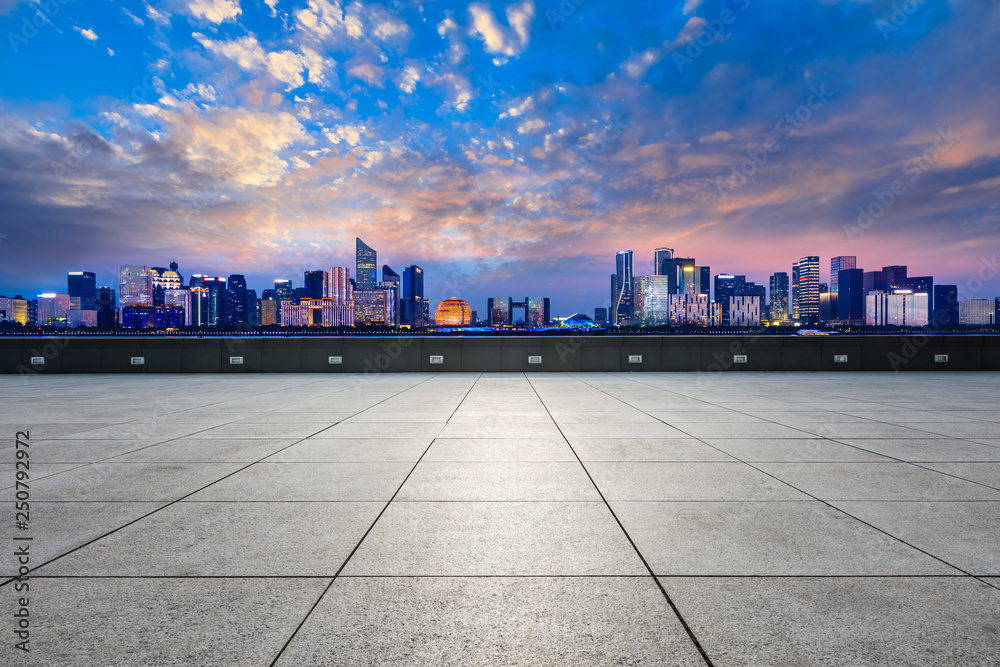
560, 313, 600, 328
435, 298, 473, 326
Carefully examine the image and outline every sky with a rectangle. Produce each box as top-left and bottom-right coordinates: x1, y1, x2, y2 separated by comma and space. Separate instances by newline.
0, 0, 999, 316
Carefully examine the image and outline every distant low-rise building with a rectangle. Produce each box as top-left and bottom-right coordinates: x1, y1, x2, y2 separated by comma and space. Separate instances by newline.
36, 293, 71, 326
281, 299, 354, 327
866, 291, 929, 326
959, 299, 995, 325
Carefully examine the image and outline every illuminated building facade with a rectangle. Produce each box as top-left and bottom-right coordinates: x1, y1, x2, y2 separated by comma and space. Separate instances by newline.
66, 309, 98, 328
280, 299, 355, 327
260, 298, 277, 326
792, 256, 820, 324
324, 268, 353, 304
119, 266, 153, 323
0, 296, 29, 325
200, 277, 226, 327
666, 294, 717, 326
830, 256, 856, 296
959, 299, 995, 325
150, 267, 182, 306
866, 291, 930, 326
656, 254, 696, 294
488, 297, 513, 326
435, 298, 473, 326
164, 288, 193, 326
769, 272, 790, 322
36, 293, 71, 326
121, 305, 185, 329
67, 271, 97, 311
525, 297, 550, 326
271, 279, 293, 324
353, 290, 389, 326
187, 286, 208, 327
633, 276, 672, 326
356, 237, 378, 291
611, 250, 633, 325
225, 274, 248, 327
730, 295, 761, 327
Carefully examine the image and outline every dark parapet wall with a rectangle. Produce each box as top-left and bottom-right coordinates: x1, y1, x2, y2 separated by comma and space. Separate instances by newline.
2, 335, 999, 374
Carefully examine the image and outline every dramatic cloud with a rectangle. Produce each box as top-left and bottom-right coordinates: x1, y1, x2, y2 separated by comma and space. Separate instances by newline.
1, 0, 999, 314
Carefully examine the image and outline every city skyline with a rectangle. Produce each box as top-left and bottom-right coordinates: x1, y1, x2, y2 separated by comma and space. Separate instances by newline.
1, 1, 999, 315
5, 238, 999, 329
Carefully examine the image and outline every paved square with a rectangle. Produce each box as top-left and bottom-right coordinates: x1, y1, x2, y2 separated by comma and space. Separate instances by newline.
3, 372, 1000, 665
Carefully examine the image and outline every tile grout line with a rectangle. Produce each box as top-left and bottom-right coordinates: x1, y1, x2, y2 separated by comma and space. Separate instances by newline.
524, 373, 716, 667
267, 372, 482, 667
0, 374, 440, 588
582, 373, 993, 587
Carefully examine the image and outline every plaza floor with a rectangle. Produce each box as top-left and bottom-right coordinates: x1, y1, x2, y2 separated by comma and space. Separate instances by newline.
2, 372, 999, 666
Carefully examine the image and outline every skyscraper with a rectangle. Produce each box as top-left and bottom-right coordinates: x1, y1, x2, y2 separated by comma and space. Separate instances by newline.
837, 268, 865, 322
613, 250, 633, 325
119, 265, 153, 307
769, 272, 790, 323
202, 277, 226, 327
324, 268, 352, 304
696, 266, 711, 296
653, 248, 675, 275
225, 274, 248, 327
883, 265, 907, 287
830, 256, 856, 296
658, 256, 696, 293
383, 265, 401, 328
164, 288, 192, 326
933, 285, 959, 327
713, 274, 764, 325
891, 274, 933, 324
633, 276, 672, 326
96, 287, 116, 328
525, 297, 550, 326
863, 270, 888, 298
488, 297, 513, 326
304, 271, 325, 299
356, 237, 378, 291
274, 279, 294, 323
402, 265, 425, 328
793, 256, 820, 324
714, 275, 739, 325
67, 271, 97, 311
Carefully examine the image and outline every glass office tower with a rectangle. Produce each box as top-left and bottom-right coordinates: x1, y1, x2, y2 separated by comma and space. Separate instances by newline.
830, 256, 856, 296
793, 256, 820, 324
356, 237, 378, 291
613, 250, 633, 325
769, 272, 790, 323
